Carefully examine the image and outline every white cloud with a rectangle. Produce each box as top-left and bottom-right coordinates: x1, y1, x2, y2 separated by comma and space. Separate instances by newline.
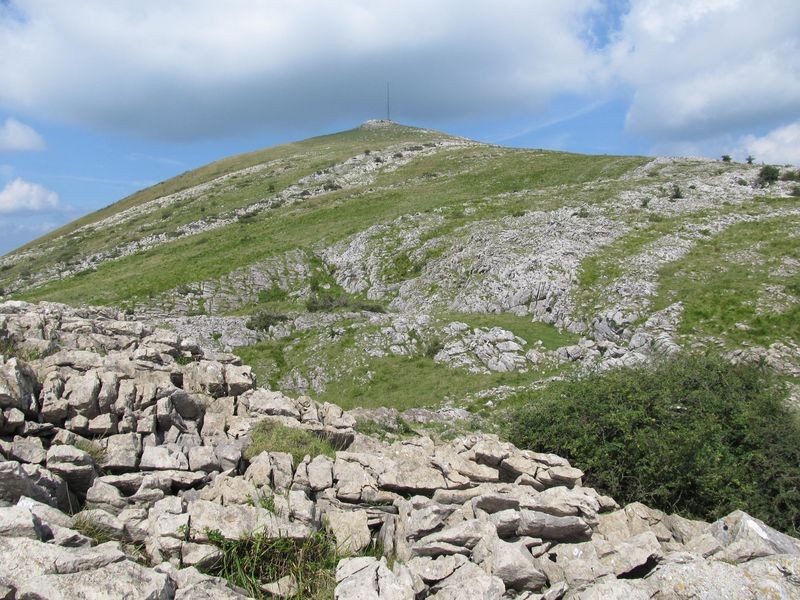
0, 118, 45, 151
741, 121, 800, 165
0, 0, 796, 151
0, 0, 603, 140
611, 0, 800, 139
0, 178, 59, 214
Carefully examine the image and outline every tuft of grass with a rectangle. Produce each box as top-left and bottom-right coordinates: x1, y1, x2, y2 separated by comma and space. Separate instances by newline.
0, 336, 41, 362
248, 490, 277, 513
354, 417, 417, 441
74, 439, 107, 465
504, 352, 800, 534
201, 529, 339, 599
244, 420, 337, 465
71, 512, 117, 544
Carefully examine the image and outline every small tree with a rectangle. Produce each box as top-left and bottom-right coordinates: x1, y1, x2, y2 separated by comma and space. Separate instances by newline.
721, 155, 732, 162
746, 155, 755, 165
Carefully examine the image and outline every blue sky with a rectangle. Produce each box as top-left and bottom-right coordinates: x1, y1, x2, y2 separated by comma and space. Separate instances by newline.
0, 0, 798, 254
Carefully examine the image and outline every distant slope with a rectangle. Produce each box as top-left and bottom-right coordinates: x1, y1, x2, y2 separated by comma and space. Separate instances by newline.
3, 121, 798, 410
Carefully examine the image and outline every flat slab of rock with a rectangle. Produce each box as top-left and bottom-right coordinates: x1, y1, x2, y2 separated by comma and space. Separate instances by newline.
187, 499, 309, 542
14, 560, 174, 600
324, 510, 371, 554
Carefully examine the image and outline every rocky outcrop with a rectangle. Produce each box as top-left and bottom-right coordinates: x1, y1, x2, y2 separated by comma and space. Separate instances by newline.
1, 301, 799, 599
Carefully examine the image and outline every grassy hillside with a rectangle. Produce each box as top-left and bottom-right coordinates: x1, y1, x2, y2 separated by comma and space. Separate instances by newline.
3, 121, 798, 412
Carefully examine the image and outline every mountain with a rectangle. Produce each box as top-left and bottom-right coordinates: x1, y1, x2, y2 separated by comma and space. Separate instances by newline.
2, 120, 799, 412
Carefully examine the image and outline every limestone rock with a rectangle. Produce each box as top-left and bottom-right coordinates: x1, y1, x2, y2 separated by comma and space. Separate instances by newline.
324, 510, 372, 554
45, 444, 97, 495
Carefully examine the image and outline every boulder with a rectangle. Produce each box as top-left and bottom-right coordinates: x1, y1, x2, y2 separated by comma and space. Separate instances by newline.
324, 510, 372, 554
140, 446, 188, 471
472, 535, 547, 591
45, 444, 97, 495
9, 436, 46, 465
334, 557, 415, 600
0, 505, 44, 539
0, 358, 39, 414
102, 433, 141, 472
706, 510, 800, 563
188, 445, 220, 472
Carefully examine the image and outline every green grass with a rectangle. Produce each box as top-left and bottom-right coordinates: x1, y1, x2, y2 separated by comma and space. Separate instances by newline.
15, 146, 646, 307
244, 420, 338, 466
315, 354, 539, 411
653, 215, 800, 346
504, 352, 800, 534
201, 530, 339, 599
437, 312, 580, 351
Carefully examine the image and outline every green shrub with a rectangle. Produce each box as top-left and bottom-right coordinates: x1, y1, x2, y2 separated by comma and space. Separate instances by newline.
792, 185, 800, 198
670, 184, 684, 200
721, 155, 732, 162
244, 420, 338, 465
424, 338, 444, 359
758, 165, 780, 186
246, 311, 289, 331
504, 353, 800, 534
201, 529, 339, 599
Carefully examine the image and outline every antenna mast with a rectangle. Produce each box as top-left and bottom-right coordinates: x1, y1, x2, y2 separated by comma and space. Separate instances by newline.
386, 82, 391, 122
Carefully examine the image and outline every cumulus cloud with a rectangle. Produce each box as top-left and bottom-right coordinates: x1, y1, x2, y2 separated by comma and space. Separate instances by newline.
612, 0, 800, 139
741, 121, 800, 165
0, 118, 45, 151
0, 178, 59, 214
0, 1, 796, 149
0, 0, 603, 140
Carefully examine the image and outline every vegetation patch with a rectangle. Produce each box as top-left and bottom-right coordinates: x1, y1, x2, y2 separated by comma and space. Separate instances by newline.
654, 215, 800, 346
439, 312, 580, 351
201, 529, 339, 599
246, 310, 290, 332
244, 420, 337, 465
504, 353, 800, 534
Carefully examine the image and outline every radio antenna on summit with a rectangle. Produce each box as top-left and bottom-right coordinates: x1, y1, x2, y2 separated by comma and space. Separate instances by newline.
386, 82, 391, 122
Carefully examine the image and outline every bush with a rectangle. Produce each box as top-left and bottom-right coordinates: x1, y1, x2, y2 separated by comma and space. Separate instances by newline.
670, 184, 684, 200
721, 155, 732, 162
792, 185, 800, 198
504, 353, 800, 534
758, 165, 780, 186
424, 338, 444, 359
244, 420, 339, 465
246, 311, 289, 332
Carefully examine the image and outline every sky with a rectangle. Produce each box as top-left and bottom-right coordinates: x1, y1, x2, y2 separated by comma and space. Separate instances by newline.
0, 0, 799, 254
